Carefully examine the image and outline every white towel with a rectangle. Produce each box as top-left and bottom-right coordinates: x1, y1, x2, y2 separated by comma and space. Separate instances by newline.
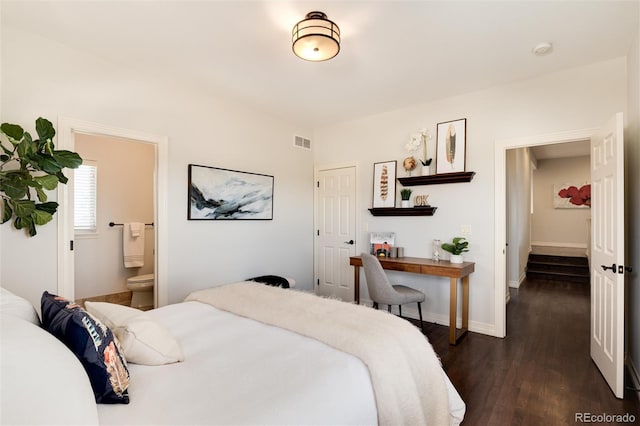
123, 223, 145, 268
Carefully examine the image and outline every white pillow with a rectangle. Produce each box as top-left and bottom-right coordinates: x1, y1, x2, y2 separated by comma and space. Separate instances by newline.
0, 287, 40, 325
85, 302, 184, 366
1, 314, 99, 425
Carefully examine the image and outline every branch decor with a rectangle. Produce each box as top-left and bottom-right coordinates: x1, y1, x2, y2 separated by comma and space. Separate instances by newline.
0, 117, 82, 236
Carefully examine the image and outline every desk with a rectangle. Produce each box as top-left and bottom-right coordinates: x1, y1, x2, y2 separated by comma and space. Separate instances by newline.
349, 256, 475, 345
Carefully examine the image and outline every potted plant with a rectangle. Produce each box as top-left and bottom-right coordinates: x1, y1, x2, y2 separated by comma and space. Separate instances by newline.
441, 237, 469, 263
1, 117, 82, 236
400, 188, 412, 208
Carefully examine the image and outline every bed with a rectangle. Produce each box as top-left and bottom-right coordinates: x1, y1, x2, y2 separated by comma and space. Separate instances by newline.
1, 283, 465, 425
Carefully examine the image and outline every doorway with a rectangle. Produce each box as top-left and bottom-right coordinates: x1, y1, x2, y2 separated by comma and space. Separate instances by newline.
57, 117, 169, 307
494, 127, 597, 337
73, 133, 156, 307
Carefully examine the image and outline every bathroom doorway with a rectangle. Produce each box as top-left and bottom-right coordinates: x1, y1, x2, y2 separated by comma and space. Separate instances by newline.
56, 117, 169, 308
73, 134, 156, 309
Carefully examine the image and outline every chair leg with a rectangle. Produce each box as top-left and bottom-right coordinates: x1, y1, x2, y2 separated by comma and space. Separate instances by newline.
373, 302, 378, 310
399, 304, 402, 318
387, 305, 392, 313
417, 302, 424, 333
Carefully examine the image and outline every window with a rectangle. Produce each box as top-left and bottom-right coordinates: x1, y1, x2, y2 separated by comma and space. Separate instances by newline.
74, 161, 97, 233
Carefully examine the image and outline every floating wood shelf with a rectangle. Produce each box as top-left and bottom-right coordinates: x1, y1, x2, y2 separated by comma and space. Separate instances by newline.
398, 171, 476, 186
368, 206, 437, 216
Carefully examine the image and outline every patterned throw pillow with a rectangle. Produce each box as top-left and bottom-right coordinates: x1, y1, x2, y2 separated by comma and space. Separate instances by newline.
41, 292, 130, 404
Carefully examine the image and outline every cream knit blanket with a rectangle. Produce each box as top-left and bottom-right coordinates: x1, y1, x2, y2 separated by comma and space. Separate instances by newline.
186, 282, 451, 425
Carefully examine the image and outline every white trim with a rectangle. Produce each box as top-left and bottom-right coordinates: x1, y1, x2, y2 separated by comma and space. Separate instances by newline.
313, 161, 359, 298
509, 271, 527, 289
627, 357, 640, 401
494, 127, 597, 339
57, 117, 169, 307
531, 241, 587, 249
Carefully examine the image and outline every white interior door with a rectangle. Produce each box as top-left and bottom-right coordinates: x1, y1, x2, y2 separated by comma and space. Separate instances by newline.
590, 112, 625, 398
315, 166, 356, 301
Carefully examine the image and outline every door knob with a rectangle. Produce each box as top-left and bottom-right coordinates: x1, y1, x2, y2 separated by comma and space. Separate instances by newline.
601, 263, 616, 272
344, 240, 354, 245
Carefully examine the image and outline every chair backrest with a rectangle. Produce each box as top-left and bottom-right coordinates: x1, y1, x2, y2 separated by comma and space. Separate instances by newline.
360, 252, 397, 304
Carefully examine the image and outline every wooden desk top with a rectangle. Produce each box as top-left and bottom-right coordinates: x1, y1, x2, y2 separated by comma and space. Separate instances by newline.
349, 255, 475, 278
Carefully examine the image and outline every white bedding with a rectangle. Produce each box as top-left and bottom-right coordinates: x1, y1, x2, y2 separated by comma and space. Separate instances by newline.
98, 300, 465, 425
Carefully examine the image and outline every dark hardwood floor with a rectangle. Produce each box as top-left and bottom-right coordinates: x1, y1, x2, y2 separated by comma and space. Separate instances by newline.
420, 277, 640, 425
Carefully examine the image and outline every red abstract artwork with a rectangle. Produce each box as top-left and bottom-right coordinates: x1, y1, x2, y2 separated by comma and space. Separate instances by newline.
557, 184, 591, 207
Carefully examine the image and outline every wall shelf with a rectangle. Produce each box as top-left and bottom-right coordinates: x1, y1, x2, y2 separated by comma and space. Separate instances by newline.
398, 171, 476, 186
368, 206, 437, 216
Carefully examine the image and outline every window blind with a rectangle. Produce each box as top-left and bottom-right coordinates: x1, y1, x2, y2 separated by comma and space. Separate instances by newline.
74, 161, 97, 232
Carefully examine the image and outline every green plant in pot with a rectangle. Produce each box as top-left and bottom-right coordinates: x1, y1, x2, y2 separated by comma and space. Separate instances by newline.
400, 188, 412, 207
0, 117, 82, 236
441, 237, 469, 263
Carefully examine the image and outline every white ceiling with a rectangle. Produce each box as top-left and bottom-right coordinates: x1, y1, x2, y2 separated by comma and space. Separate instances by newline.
2, 1, 638, 127
530, 140, 590, 160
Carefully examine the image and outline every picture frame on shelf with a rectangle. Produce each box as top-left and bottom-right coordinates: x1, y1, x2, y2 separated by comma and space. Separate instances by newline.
372, 160, 397, 208
187, 164, 274, 220
436, 118, 467, 174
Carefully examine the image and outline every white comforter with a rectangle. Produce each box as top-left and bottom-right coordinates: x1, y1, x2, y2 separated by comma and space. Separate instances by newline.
98, 297, 465, 425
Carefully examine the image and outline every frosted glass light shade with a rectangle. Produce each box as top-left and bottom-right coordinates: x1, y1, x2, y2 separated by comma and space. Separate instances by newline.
292, 11, 340, 61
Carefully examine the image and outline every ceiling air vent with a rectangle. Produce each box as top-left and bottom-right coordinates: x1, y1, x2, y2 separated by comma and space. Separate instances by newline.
294, 135, 311, 150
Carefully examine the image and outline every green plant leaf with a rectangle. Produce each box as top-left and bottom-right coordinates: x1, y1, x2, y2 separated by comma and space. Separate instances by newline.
35, 201, 58, 215
1, 176, 28, 199
52, 150, 83, 169
35, 187, 47, 202
0, 123, 24, 143
35, 117, 55, 141
13, 200, 36, 218
31, 208, 53, 226
1, 199, 12, 223
32, 154, 62, 174
33, 175, 59, 190
55, 171, 68, 184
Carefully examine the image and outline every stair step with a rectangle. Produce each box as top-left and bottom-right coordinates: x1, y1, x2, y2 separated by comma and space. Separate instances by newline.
527, 262, 589, 275
528, 254, 589, 266
527, 270, 590, 283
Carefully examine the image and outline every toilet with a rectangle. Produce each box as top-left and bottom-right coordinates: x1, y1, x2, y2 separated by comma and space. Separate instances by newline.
126, 273, 155, 309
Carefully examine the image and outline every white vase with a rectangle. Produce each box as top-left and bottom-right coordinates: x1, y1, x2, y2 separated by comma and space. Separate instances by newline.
401, 200, 411, 208
450, 254, 463, 264
421, 165, 431, 176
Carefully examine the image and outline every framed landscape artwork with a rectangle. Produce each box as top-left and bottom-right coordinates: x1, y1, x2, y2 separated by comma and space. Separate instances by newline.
436, 118, 467, 174
372, 161, 397, 208
188, 164, 274, 220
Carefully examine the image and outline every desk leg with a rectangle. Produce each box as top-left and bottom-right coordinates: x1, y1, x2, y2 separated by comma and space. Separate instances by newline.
462, 275, 469, 332
354, 266, 360, 304
449, 278, 457, 344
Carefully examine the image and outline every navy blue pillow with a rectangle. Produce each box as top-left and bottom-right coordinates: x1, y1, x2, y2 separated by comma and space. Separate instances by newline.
41, 292, 130, 404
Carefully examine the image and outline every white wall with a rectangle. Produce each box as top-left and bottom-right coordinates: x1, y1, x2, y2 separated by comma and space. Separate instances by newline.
626, 10, 640, 394
0, 27, 314, 308
531, 156, 591, 249
314, 58, 627, 334
506, 148, 532, 288
74, 134, 155, 300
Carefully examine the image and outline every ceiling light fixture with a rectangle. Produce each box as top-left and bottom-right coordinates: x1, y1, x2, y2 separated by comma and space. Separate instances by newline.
292, 11, 340, 61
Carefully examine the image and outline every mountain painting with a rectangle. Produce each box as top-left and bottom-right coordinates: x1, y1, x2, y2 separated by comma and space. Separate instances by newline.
188, 164, 273, 220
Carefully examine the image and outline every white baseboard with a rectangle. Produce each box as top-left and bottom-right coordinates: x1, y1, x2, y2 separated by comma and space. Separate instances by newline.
531, 241, 587, 249
627, 356, 640, 401
359, 297, 497, 337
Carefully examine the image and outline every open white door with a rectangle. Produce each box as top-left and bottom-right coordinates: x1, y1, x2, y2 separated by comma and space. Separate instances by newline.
590, 112, 625, 398
315, 166, 357, 301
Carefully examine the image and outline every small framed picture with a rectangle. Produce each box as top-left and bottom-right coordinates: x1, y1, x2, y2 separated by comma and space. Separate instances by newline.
436, 118, 467, 174
372, 161, 397, 208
